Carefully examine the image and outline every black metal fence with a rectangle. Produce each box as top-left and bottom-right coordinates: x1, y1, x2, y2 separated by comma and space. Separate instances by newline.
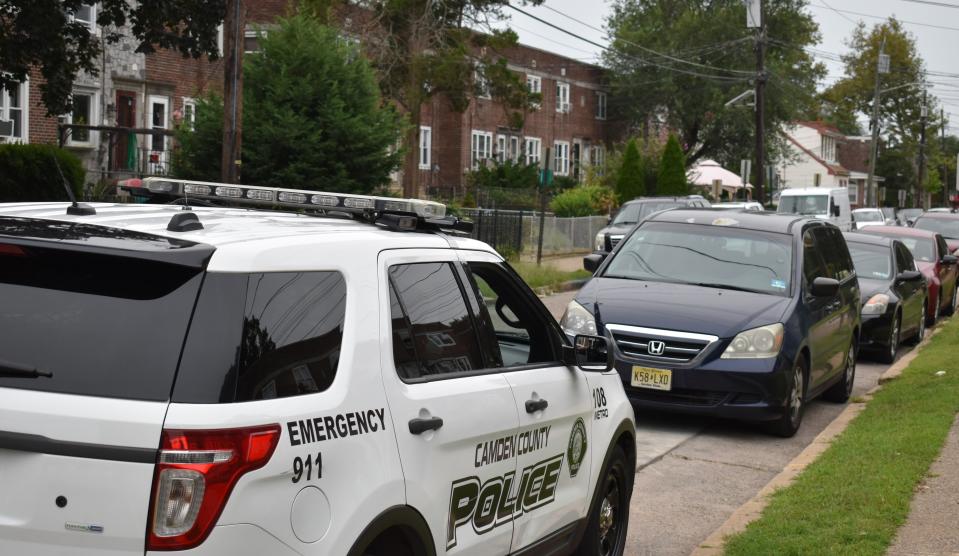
467, 208, 528, 257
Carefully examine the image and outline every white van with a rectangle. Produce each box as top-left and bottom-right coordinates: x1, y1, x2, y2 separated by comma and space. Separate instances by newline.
776, 187, 853, 231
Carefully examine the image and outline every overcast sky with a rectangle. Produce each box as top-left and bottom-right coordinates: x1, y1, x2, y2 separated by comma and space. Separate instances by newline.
501, 0, 959, 134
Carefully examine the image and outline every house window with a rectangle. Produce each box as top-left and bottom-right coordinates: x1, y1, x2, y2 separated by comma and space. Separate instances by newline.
471, 130, 493, 168
67, 91, 96, 146
496, 134, 521, 163
590, 145, 606, 172
849, 185, 858, 204
72, 4, 96, 33
596, 92, 607, 120
182, 97, 196, 131
556, 82, 570, 113
475, 66, 491, 99
821, 136, 836, 162
0, 80, 28, 143
244, 29, 267, 54
526, 75, 541, 94
419, 126, 431, 170
553, 141, 570, 175
525, 137, 542, 166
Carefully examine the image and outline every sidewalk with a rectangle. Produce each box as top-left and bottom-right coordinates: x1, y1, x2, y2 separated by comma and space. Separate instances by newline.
888, 414, 959, 555
534, 252, 589, 273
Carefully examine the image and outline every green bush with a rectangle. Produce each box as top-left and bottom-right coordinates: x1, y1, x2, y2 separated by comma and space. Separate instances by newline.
466, 159, 539, 190
0, 144, 84, 202
615, 138, 645, 202
550, 185, 615, 217
657, 134, 688, 196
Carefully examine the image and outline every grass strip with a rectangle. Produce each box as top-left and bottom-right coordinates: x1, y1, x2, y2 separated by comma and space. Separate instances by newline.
509, 261, 591, 290
724, 317, 959, 555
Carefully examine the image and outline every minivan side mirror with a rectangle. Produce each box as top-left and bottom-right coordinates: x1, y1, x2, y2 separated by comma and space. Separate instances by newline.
896, 270, 922, 283
831, 204, 841, 217
810, 276, 840, 297
906, 218, 916, 227
563, 335, 613, 372
942, 254, 958, 266
583, 253, 606, 272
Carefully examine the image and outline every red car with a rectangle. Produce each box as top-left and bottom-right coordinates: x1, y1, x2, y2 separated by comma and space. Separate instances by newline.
861, 226, 959, 324
913, 212, 959, 255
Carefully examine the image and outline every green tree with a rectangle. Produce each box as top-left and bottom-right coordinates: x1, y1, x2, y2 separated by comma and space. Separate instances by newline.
172, 15, 404, 193
605, 0, 824, 167
172, 95, 224, 182
0, 0, 225, 114
615, 139, 645, 201
657, 134, 688, 195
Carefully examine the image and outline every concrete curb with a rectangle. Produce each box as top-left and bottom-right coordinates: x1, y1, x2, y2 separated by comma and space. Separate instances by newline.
690, 323, 944, 556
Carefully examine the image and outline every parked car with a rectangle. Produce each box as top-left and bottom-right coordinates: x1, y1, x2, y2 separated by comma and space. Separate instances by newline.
860, 225, 959, 324
851, 208, 887, 230
928, 207, 956, 213
570, 210, 860, 437
843, 232, 927, 363
713, 201, 764, 212
777, 187, 853, 230
880, 207, 900, 225
593, 196, 711, 254
899, 208, 925, 226
913, 212, 959, 254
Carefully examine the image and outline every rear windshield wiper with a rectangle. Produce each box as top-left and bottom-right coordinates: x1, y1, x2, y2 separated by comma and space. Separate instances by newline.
0, 359, 53, 379
689, 282, 768, 294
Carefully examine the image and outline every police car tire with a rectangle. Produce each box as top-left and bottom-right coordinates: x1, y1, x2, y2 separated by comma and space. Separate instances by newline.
574, 445, 629, 556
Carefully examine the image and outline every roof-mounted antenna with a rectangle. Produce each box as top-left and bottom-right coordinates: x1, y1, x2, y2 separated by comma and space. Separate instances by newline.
181, 182, 192, 210
52, 154, 96, 216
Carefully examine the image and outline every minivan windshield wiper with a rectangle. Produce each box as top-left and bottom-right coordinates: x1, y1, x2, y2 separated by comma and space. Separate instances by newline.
0, 359, 53, 379
688, 282, 769, 295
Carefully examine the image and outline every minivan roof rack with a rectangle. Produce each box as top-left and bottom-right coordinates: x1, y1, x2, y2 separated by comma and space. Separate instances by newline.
137, 178, 472, 234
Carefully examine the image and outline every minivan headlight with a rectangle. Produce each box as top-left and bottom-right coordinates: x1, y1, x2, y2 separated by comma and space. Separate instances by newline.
721, 323, 784, 359
861, 294, 889, 315
560, 300, 597, 337
595, 231, 605, 252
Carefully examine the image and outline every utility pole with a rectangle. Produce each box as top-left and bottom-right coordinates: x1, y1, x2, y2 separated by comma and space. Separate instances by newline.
942, 108, 948, 206
866, 39, 887, 208
917, 89, 927, 209
221, 0, 245, 183
751, 0, 766, 205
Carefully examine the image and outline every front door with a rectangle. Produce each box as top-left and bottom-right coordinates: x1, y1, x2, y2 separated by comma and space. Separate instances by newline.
379, 249, 519, 555
113, 91, 136, 171
147, 95, 169, 173
894, 242, 923, 335
458, 251, 593, 552
803, 227, 843, 389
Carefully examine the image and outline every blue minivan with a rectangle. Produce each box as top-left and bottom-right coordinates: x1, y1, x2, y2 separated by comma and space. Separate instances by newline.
563, 209, 861, 437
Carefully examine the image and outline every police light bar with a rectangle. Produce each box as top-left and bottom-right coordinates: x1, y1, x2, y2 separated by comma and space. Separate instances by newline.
141, 177, 446, 219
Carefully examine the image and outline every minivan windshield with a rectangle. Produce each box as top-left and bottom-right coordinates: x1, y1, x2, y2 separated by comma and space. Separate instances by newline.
612, 201, 685, 226
914, 217, 959, 239
777, 195, 828, 216
603, 222, 793, 296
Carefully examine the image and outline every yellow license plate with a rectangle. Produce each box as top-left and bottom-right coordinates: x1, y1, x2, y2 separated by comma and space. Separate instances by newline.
631, 366, 672, 391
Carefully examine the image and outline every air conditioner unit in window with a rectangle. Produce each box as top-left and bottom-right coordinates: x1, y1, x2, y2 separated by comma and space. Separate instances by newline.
0, 120, 13, 137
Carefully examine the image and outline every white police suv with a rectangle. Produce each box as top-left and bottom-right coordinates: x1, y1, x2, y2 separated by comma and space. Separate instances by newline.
0, 179, 636, 556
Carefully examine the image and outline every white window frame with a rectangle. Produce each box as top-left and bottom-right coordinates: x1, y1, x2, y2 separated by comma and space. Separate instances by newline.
526, 75, 541, 94
71, 3, 97, 34
590, 145, 606, 171
181, 97, 197, 131
0, 78, 29, 144
556, 82, 570, 113
471, 130, 493, 169
244, 29, 267, 54
553, 141, 570, 176
148, 95, 170, 168
821, 135, 836, 162
496, 134, 521, 163
525, 137, 542, 166
496, 134, 507, 162
596, 92, 607, 120
65, 90, 98, 148
849, 185, 858, 204
418, 126, 432, 170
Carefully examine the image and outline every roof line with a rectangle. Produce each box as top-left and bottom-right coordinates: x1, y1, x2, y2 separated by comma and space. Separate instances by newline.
785, 134, 849, 176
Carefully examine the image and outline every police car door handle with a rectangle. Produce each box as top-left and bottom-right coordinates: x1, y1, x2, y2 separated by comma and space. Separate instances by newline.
408, 416, 444, 435
525, 398, 549, 413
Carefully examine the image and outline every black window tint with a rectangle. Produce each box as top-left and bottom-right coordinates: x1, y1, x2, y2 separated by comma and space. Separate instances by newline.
389, 282, 421, 379
829, 228, 855, 280
233, 272, 346, 401
895, 243, 915, 273
0, 246, 203, 401
936, 236, 949, 260
389, 263, 485, 379
464, 262, 563, 367
803, 228, 828, 286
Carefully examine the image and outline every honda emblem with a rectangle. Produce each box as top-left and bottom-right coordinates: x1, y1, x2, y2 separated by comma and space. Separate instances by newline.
648, 340, 665, 356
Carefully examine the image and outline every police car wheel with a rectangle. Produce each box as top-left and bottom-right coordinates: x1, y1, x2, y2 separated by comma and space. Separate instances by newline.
576, 446, 629, 556
360, 528, 420, 556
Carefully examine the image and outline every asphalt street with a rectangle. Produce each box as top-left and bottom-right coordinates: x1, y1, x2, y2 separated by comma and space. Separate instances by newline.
543, 289, 901, 556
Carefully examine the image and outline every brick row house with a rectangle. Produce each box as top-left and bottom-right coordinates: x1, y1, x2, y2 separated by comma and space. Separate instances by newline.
2, 2, 619, 197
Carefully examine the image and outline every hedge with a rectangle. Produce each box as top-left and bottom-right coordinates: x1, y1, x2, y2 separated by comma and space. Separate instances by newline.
0, 144, 85, 202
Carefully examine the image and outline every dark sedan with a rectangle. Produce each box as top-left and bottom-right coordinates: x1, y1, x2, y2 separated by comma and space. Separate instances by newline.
844, 233, 927, 363
913, 212, 959, 255
566, 210, 860, 437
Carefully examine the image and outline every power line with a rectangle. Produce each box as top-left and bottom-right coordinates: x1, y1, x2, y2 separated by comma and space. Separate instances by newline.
818, 0, 859, 25
901, 0, 959, 8
807, 3, 959, 32
506, 4, 753, 82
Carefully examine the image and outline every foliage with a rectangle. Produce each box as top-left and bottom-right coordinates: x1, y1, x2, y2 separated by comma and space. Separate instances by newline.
657, 134, 688, 195
172, 15, 405, 193
510, 261, 591, 290
349, 0, 543, 194
0, 145, 84, 202
0, 0, 224, 115
465, 160, 539, 190
725, 316, 959, 555
605, 0, 825, 169
550, 185, 616, 217
614, 138, 645, 202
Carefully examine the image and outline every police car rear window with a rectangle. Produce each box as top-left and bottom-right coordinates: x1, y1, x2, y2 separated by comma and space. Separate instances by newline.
0, 244, 204, 401
172, 271, 347, 403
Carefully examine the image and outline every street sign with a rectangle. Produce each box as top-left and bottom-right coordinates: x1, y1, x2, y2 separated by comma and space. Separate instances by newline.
740, 159, 751, 188
746, 0, 762, 28
878, 54, 890, 74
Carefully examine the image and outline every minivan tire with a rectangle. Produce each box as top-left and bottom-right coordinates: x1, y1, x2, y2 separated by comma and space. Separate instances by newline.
575, 446, 629, 556
766, 355, 807, 438
824, 340, 857, 403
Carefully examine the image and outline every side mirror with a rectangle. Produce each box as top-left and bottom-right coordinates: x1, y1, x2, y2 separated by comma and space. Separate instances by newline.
831, 204, 841, 217
906, 218, 915, 227
942, 254, 958, 265
607, 216, 612, 225
810, 276, 840, 297
583, 253, 606, 272
568, 334, 613, 372
896, 270, 922, 283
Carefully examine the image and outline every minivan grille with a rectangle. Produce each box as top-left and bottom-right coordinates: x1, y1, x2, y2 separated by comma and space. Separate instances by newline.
605, 234, 624, 251
606, 324, 717, 364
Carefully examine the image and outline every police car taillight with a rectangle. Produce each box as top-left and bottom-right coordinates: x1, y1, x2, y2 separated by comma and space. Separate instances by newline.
147, 424, 280, 550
